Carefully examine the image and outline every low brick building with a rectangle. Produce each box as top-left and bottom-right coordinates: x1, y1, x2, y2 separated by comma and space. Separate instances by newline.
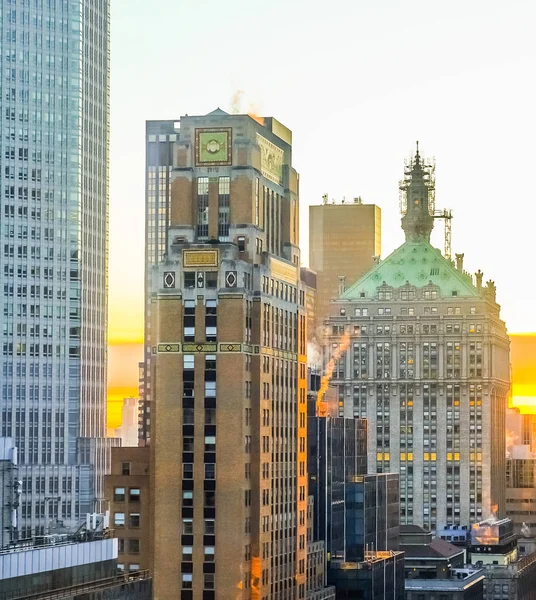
105, 446, 151, 573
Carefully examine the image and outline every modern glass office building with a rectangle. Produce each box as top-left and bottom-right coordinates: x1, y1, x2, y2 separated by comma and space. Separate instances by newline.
1, 0, 113, 536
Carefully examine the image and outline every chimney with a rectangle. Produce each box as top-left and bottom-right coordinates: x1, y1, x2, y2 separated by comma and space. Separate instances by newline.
338, 275, 347, 296
475, 270, 483, 289
455, 253, 464, 271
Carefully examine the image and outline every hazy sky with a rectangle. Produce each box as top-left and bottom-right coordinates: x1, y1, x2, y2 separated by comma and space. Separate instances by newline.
109, 0, 536, 341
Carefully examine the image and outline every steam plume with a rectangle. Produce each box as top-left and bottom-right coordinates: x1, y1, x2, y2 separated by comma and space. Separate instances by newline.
231, 90, 244, 114
316, 332, 350, 417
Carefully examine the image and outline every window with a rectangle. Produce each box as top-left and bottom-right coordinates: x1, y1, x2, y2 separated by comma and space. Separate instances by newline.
183, 491, 193, 507
117, 563, 125, 572
182, 546, 193, 561
182, 574, 193, 589
118, 538, 125, 553
121, 462, 130, 476
114, 512, 125, 527
197, 177, 209, 239
205, 408, 216, 425
204, 546, 215, 561
129, 564, 140, 572
128, 538, 140, 554
205, 519, 215, 535
205, 381, 216, 398
183, 519, 193, 534
205, 464, 216, 479
204, 491, 215, 507
206, 271, 218, 288
183, 463, 194, 479
184, 272, 195, 288
204, 436, 216, 452
129, 513, 140, 528
204, 573, 215, 589
218, 176, 230, 239
129, 488, 140, 503
183, 437, 194, 452
237, 236, 246, 252
114, 487, 125, 502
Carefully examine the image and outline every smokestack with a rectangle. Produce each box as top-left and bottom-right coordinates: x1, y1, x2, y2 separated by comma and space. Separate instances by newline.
338, 275, 346, 296
455, 253, 464, 272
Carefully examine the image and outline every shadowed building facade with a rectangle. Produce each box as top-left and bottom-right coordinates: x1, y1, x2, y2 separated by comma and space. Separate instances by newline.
325, 148, 510, 531
149, 110, 314, 599
141, 121, 179, 446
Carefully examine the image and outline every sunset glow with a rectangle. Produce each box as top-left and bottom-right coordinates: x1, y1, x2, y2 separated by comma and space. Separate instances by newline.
510, 333, 536, 415
107, 341, 143, 429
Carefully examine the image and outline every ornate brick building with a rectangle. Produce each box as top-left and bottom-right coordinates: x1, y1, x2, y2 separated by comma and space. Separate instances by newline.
149, 110, 315, 599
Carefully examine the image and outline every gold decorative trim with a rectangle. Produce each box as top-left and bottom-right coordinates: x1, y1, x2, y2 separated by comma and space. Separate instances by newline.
219, 343, 242, 353
218, 293, 244, 299
157, 343, 181, 353
182, 342, 218, 353
260, 347, 297, 360
183, 249, 219, 268
257, 133, 284, 185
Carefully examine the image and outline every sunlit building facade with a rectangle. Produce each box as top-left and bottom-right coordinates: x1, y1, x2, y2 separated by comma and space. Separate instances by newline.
326, 148, 510, 531
0, 0, 113, 535
309, 200, 381, 334
149, 109, 317, 598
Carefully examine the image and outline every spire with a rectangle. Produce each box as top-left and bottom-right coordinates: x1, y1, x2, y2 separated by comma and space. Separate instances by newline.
400, 143, 435, 243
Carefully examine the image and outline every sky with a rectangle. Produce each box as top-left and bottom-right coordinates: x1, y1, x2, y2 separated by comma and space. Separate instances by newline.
106, 0, 536, 427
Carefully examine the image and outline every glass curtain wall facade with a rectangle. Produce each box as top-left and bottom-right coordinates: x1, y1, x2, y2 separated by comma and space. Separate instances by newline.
142, 121, 176, 444
0, 0, 112, 536
307, 416, 368, 560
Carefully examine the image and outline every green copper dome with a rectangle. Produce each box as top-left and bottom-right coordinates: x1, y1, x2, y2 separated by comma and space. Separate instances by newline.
342, 240, 479, 300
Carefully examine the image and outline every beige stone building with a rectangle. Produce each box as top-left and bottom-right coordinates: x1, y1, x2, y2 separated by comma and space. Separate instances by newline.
149, 110, 314, 599
325, 148, 510, 532
309, 199, 381, 335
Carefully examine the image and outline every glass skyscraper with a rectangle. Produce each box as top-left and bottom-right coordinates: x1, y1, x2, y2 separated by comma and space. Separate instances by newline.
140, 120, 177, 444
1, 0, 113, 537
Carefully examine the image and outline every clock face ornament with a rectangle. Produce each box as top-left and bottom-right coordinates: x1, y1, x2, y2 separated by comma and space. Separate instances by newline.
195, 128, 232, 166
206, 139, 221, 154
